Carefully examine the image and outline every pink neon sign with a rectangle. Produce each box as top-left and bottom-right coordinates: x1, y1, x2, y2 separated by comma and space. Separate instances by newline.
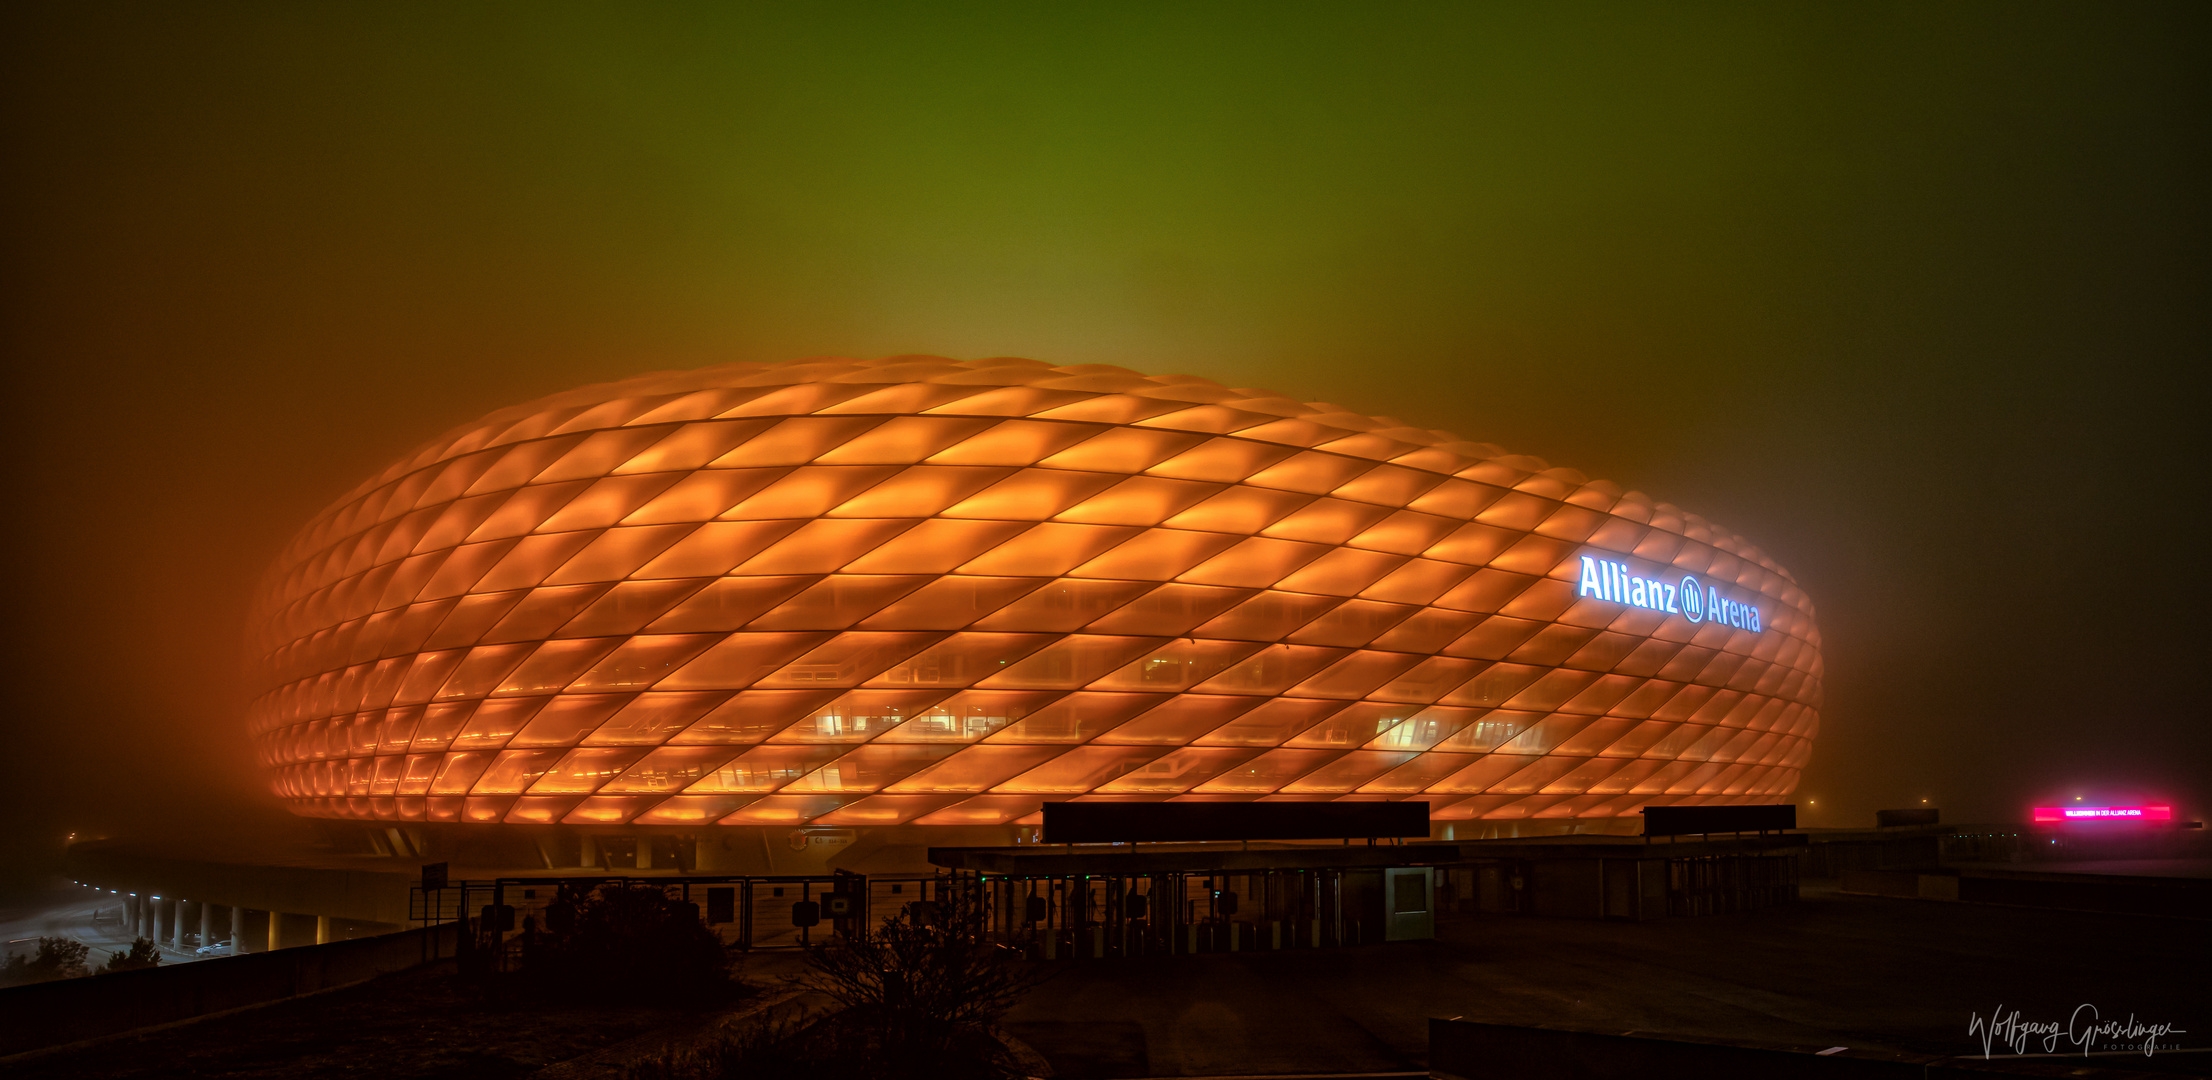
2031, 805, 2173, 823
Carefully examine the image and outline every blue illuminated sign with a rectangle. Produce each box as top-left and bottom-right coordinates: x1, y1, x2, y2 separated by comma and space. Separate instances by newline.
1577, 554, 1762, 633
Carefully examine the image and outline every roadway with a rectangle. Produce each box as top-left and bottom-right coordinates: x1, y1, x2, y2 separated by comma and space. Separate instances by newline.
1, 882, 219, 972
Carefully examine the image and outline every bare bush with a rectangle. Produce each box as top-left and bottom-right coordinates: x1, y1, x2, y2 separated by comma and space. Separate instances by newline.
624, 884, 1043, 1080
793, 883, 1044, 1079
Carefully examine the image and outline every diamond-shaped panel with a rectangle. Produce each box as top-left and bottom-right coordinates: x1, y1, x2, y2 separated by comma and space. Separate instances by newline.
248, 357, 1823, 829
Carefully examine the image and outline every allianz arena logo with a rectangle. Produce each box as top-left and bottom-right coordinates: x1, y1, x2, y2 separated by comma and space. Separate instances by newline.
1578, 554, 1763, 633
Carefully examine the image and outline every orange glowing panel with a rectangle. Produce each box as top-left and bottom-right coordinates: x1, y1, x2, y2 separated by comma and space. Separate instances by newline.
248, 357, 1822, 827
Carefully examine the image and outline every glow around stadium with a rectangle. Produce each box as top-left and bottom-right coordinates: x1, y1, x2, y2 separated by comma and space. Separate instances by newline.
1578, 554, 1762, 633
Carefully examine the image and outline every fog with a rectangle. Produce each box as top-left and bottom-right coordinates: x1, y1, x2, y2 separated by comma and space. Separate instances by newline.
2, 3, 2205, 894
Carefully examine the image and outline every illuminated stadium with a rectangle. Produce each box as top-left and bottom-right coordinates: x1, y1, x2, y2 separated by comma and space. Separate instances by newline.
247, 356, 1822, 852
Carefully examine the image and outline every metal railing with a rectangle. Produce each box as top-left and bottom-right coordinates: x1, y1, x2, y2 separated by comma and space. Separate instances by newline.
411, 871, 954, 972
947, 866, 1384, 958
412, 867, 1381, 966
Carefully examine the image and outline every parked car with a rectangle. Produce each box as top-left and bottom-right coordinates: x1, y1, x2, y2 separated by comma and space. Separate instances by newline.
194, 940, 233, 957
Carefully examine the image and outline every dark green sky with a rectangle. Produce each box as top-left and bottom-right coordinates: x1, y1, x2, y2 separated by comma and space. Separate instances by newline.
2, 2, 2205, 859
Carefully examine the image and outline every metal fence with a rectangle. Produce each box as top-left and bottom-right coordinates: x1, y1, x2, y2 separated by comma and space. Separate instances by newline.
955, 867, 1390, 958
411, 849, 1801, 970
412, 865, 1401, 967
1433, 853, 1800, 920
412, 871, 970, 970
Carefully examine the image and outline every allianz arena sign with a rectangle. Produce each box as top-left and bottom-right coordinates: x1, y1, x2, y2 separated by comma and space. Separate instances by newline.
1577, 555, 1764, 633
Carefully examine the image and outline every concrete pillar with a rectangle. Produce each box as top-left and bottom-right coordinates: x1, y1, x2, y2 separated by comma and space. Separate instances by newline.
171, 899, 186, 949
238, 909, 269, 953
150, 897, 165, 945
316, 915, 334, 945
231, 905, 244, 952
636, 836, 654, 870
200, 902, 213, 950
132, 894, 147, 938
580, 833, 598, 868
270, 912, 316, 950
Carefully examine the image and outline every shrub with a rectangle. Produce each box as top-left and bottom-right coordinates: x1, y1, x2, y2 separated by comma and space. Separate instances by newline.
623, 885, 1042, 1080
101, 937, 163, 974
792, 884, 1043, 1079
534, 884, 737, 998
1, 937, 91, 986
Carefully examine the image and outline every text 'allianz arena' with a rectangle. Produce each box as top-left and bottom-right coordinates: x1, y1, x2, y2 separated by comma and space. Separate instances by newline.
248, 356, 1822, 835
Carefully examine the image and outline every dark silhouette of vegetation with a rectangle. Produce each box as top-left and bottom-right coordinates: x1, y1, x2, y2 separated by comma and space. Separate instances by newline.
530, 884, 738, 999
797, 884, 1042, 1076
101, 937, 163, 974
2, 937, 91, 986
630, 885, 1043, 1080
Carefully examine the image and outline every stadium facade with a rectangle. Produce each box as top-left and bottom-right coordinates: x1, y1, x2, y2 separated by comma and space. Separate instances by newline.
247, 356, 1821, 859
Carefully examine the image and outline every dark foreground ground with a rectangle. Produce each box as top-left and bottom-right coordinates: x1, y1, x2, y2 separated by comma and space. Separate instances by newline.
1003, 884, 2210, 1077
1, 962, 774, 1080
7, 885, 2204, 1078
